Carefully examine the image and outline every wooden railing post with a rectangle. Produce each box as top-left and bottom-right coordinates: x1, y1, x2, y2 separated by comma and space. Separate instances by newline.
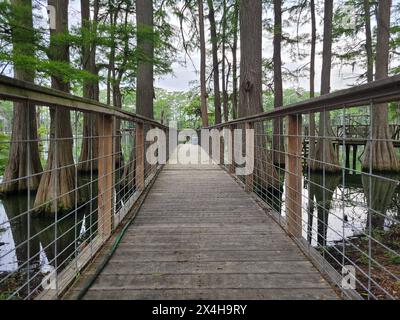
135, 121, 145, 191
229, 125, 235, 174
220, 128, 224, 166
245, 122, 254, 192
98, 115, 114, 239
165, 127, 169, 162
285, 114, 302, 238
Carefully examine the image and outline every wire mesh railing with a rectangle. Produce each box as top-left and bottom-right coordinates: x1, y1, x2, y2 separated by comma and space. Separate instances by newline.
0, 76, 167, 300
207, 75, 400, 300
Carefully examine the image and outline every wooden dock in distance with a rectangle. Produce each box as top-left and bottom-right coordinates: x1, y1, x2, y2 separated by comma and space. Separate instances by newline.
64, 163, 338, 300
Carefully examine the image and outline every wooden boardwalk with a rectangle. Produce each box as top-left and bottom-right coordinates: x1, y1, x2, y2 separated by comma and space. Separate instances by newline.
65, 163, 338, 300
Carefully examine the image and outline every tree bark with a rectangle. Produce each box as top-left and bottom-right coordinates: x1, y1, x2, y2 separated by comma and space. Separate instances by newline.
136, 0, 154, 119
239, 0, 278, 188
198, 0, 208, 127
78, 0, 99, 172
207, 0, 222, 124
362, 0, 398, 172
364, 0, 374, 83
0, 0, 43, 194
34, 0, 77, 214
311, 0, 339, 173
273, 0, 285, 166
221, 0, 229, 122
308, 0, 316, 164
231, 0, 239, 120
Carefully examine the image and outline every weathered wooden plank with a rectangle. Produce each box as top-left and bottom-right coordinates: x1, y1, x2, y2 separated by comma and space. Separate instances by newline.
119, 233, 292, 243
83, 273, 331, 290
85, 261, 318, 275
71, 288, 338, 300
110, 249, 307, 263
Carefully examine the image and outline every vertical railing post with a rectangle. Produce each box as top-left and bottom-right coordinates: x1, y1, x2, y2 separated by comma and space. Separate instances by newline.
135, 121, 145, 191
165, 126, 169, 163
229, 124, 235, 174
285, 114, 303, 238
245, 121, 254, 192
98, 114, 114, 239
220, 128, 224, 166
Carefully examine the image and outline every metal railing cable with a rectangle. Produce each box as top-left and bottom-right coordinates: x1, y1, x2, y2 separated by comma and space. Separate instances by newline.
0, 75, 167, 300
206, 75, 400, 300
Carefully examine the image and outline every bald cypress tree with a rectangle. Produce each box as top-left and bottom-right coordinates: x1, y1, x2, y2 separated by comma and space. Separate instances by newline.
198, 0, 208, 127
34, 0, 77, 214
311, 0, 339, 173
136, 0, 154, 119
362, 0, 399, 172
239, 0, 278, 188
0, 0, 42, 194
207, 0, 221, 124
78, 0, 99, 172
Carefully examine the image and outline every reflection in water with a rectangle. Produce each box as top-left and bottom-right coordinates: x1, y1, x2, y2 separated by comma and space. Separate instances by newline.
307, 174, 341, 246
362, 174, 398, 230
0, 205, 18, 272
0, 175, 98, 297
39, 242, 54, 274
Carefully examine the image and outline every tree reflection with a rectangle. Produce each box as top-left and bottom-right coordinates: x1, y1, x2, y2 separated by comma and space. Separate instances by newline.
307, 173, 341, 246
362, 174, 399, 230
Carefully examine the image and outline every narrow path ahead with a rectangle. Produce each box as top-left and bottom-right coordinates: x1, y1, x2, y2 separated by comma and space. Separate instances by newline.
67, 163, 338, 300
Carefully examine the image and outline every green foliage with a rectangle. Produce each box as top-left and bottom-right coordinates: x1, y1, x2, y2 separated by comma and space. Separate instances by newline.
263, 88, 312, 111
154, 89, 204, 129
0, 133, 10, 177
385, 251, 400, 265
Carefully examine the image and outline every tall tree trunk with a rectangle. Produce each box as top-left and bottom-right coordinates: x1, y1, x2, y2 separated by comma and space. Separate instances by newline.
364, 0, 374, 83
240, 0, 278, 188
311, 0, 339, 173
221, 0, 229, 122
136, 0, 154, 119
362, 0, 398, 172
106, 0, 116, 106
308, 0, 316, 163
78, 0, 99, 172
0, 0, 43, 194
231, 0, 239, 120
34, 0, 77, 214
207, 0, 221, 124
198, 0, 208, 127
273, 0, 285, 166
108, 4, 124, 166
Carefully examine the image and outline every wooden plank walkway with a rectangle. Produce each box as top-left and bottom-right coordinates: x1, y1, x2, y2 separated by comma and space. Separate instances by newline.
65, 163, 338, 300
